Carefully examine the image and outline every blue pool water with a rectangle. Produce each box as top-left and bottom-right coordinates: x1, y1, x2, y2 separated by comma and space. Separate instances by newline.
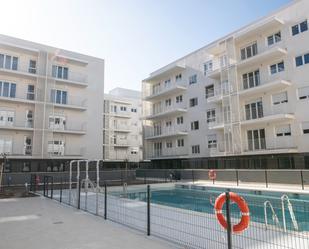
113, 185, 309, 232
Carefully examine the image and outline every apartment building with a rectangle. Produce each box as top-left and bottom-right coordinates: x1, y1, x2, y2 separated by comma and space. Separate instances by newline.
0, 34, 104, 172
103, 88, 142, 162
142, 0, 309, 169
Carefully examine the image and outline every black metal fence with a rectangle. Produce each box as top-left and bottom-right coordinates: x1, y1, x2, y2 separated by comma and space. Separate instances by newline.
32, 171, 309, 249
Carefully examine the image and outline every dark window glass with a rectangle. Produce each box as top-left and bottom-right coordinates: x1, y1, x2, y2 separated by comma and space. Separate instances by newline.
300, 20, 308, 32
56, 90, 61, 103
10, 84, 16, 98
12, 57, 18, 70
292, 24, 299, 36
260, 129, 266, 149
255, 70, 260, 86
267, 36, 274, 46
0, 54, 3, 68
5, 55, 11, 69
270, 64, 277, 74
3, 82, 9, 97
243, 74, 248, 89
278, 62, 285, 72
241, 49, 246, 60
304, 129, 309, 134
62, 91, 67, 104
296, 56, 304, 67
63, 67, 68, 79
57, 66, 62, 78
304, 54, 309, 64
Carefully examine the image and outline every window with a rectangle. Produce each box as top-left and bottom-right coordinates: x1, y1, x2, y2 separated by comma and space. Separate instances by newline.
192, 145, 200, 154
166, 121, 172, 127
270, 61, 285, 75
273, 91, 288, 105
247, 129, 266, 151
176, 95, 183, 103
189, 97, 198, 107
242, 70, 260, 89
204, 60, 213, 75
267, 31, 281, 46
292, 20, 308, 36
0, 54, 18, 70
52, 65, 69, 80
241, 42, 258, 60
298, 86, 309, 100
205, 85, 214, 99
189, 74, 197, 85
165, 98, 171, 107
0, 137, 13, 154
276, 124, 291, 137
22, 162, 31, 172
177, 139, 184, 147
164, 79, 171, 88
207, 109, 216, 123
302, 122, 309, 134
48, 140, 65, 155
295, 53, 309, 67
175, 74, 182, 81
208, 135, 217, 148
27, 85, 35, 100
29, 60, 36, 74
0, 81, 16, 98
131, 108, 137, 112
191, 121, 199, 130
166, 141, 173, 148
176, 116, 183, 124
50, 89, 67, 104
245, 100, 263, 120
120, 106, 127, 111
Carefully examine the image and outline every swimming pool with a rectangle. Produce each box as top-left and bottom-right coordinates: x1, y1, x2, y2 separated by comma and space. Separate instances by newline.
112, 184, 309, 232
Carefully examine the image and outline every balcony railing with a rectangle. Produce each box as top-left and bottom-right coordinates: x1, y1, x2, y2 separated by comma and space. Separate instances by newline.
50, 122, 86, 133
144, 81, 186, 100
146, 146, 188, 159
145, 126, 188, 139
49, 95, 87, 108
0, 120, 33, 130
51, 71, 88, 85
209, 136, 297, 156
240, 103, 293, 122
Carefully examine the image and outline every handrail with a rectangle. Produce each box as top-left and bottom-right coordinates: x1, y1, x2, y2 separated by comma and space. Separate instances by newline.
264, 201, 280, 230
281, 194, 298, 232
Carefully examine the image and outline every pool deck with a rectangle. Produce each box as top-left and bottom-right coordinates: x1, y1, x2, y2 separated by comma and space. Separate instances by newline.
0, 196, 178, 249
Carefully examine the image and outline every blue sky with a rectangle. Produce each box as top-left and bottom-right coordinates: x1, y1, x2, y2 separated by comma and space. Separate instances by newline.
1, 0, 291, 92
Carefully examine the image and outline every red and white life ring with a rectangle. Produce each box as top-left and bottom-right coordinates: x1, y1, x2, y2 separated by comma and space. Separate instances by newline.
208, 169, 216, 180
214, 192, 250, 233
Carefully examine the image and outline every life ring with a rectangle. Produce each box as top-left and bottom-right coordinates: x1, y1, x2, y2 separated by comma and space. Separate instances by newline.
208, 169, 216, 180
214, 192, 250, 233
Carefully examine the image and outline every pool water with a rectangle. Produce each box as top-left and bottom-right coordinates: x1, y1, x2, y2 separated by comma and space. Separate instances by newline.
113, 185, 309, 232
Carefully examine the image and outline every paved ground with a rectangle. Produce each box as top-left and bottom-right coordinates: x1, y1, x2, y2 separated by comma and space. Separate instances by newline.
0, 196, 178, 249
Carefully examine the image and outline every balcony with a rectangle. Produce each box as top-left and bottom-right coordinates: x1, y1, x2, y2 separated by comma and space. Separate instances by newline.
51, 71, 88, 87
6, 146, 33, 159
209, 136, 298, 157
237, 45, 287, 70
50, 95, 87, 111
0, 120, 33, 131
145, 127, 188, 140
113, 124, 131, 133
51, 122, 86, 135
205, 59, 222, 79
145, 146, 188, 160
144, 104, 187, 120
206, 86, 232, 103
143, 65, 185, 83
108, 111, 131, 119
242, 136, 298, 155
207, 115, 226, 130
238, 79, 291, 98
144, 82, 187, 102
48, 147, 85, 159
0, 93, 36, 104
0, 66, 38, 80
240, 103, 295, 126
235, 17, 284, 43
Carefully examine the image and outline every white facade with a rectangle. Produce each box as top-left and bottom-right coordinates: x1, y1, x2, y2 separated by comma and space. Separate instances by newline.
142, 0, 309, 161
103, 88, 142, 162
0, 34, 104, 163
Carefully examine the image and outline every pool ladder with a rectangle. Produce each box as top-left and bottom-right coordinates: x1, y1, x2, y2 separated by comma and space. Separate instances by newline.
264, 195, 298, 232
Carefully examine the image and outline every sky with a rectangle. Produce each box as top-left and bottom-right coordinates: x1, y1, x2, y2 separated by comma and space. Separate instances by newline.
1, 0, 291, 93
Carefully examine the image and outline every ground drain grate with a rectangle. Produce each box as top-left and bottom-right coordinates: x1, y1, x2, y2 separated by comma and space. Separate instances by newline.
53, 221, 64, 225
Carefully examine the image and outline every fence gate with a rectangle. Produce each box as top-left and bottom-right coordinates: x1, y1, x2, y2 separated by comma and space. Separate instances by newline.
43, 175, 54, 199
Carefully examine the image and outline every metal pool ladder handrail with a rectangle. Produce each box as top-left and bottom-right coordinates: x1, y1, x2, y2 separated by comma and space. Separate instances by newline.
281, 194, 298, 232
264, 201, 280, 230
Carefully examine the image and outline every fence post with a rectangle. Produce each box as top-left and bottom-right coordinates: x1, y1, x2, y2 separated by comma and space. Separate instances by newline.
104, 183, 107, 220
51, 176, 54, 199
60, 177, 63, 203
225, 192, 232, 249
43, 176, 46, 197
236, 170, 239, 186
300, 170, 304, 190
265, 170, 268, 188
147, 185, 150, 236
78, 178, 81, 209
192, 170, 195, 184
